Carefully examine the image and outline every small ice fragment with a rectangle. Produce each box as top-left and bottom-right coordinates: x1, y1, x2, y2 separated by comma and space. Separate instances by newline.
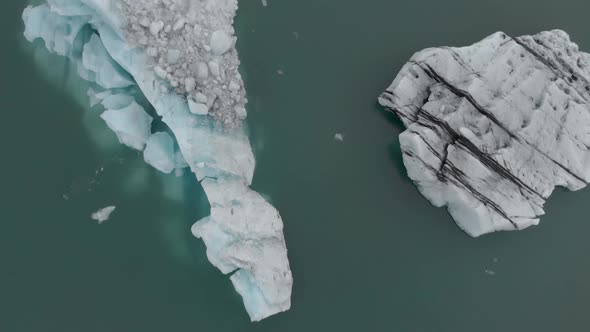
154, 65, 168, 79
139, 17, 150, 28
262, 0, 268, 7
188, 99, 209, 115
277, 69, 284, 75
197, 62, 209, 79
228, 80, 240, 91
150, 20, 164, 36
484, 269, 496, 276
166, 49, 182, 64
172, 18, 185, 31
334, 133, 344, 142
91, 206, 116, 224
185, 77, 196, 92
208, 61, 220, 77
146, 47, 157, 57
235, 106, 247, 120
195, 92, 208, 103
210, 30, 233, 55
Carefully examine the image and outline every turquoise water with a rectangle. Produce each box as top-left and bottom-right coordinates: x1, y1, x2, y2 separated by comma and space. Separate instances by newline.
2, 0, 590, 331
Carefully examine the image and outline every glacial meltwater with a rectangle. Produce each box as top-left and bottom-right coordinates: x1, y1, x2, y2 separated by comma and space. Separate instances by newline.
2, 0, 590, 331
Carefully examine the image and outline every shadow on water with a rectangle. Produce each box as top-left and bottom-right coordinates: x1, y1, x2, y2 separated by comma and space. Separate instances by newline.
374, 100, 410, 180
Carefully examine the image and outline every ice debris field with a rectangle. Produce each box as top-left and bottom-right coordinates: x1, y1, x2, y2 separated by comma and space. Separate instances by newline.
23, 0, 292, 321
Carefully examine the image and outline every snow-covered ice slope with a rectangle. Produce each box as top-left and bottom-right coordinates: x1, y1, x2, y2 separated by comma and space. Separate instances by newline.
23, 0, 292, 321
379, 30, 590, 237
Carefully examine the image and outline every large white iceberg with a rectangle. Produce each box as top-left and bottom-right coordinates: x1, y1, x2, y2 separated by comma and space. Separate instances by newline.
23, 0, 292, 321
379, 30, 590, 237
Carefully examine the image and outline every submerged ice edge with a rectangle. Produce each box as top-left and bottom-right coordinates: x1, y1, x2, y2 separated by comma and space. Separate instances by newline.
23, 0, 292, 321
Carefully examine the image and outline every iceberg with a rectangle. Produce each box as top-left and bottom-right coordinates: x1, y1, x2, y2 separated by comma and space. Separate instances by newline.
379, 30, 590, 237
23, 0, 292, 321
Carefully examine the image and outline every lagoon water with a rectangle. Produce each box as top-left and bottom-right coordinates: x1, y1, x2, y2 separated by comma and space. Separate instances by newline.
2, 0, 590, 331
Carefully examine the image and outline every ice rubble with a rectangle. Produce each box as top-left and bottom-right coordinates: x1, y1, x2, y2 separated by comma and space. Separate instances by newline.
119, 0, 247, 127
379, 30, 590, 237
23, 0, 292, 321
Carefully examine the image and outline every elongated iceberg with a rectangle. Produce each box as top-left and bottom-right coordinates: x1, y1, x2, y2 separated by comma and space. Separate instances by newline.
23, 0, 292, 321
379, 30, 590, 237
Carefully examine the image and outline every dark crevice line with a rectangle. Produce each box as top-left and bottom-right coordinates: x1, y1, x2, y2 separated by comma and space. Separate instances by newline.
404, 144, 519, 230
418, 103, 545, 201
411, 60, 587, 185
512, 36, 590, 105
414, 112, 522, 229
444, 160, 520, 230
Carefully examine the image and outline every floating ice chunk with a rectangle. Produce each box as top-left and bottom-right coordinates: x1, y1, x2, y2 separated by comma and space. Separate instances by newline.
82, 34, 134, 89
334, 133, 344, 142
144, 132, 176, 174
100, 101, 153, 151
91, 206, 116, 223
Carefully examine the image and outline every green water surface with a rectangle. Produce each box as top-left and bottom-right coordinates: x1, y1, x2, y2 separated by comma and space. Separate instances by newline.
2, 0, 590, 331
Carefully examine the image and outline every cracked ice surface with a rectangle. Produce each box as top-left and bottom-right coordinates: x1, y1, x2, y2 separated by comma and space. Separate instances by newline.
379, 30, 590, 237
23, 0, 292, 321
